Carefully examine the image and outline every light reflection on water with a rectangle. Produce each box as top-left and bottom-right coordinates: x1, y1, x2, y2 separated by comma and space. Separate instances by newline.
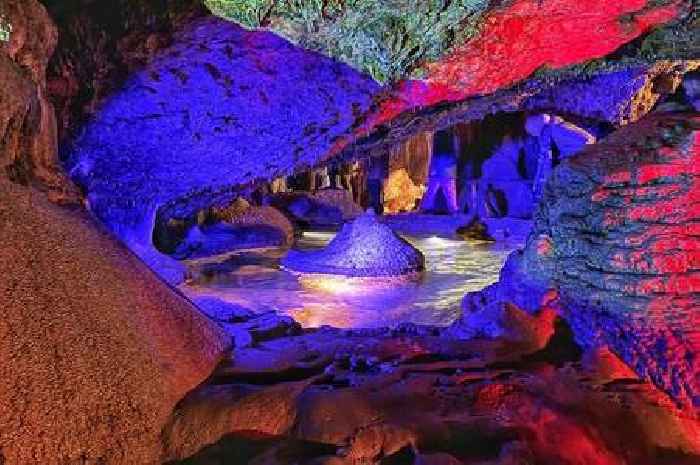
181, 231, 515, 328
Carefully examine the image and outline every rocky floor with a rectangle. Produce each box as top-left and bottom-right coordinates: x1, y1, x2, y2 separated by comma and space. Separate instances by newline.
161, 303, 700, 465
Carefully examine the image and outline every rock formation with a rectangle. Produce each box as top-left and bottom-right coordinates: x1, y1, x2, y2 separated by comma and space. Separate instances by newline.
0, 0, 78, 203
268, 189, 363, 228
161, 311, 700, 465
0, 174, 231, 465
456, 113, 700, 407
282, 210, 424, 277
0, 3, 231, 464
383, 169, 425, 214
2, 0, 699, 462
43, 0, 203, 142
64, 1, 695, 285
174, 205, 295, 260
685, 72, 700, 111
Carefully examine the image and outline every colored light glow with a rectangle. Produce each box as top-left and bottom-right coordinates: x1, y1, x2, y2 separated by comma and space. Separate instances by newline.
298, 274, 361, 295
182, 231, 512, 328
297, 273, 420, 296
301, 231, 337, 241
424, 235, 463, 248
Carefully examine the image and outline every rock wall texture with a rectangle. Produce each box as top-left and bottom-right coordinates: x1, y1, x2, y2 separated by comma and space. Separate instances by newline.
42, 0, 203, 142
0, 3, 231, 464
0, 0, 78, 202
457, 113, 700, 408
524, 61, 699, 125
66, 1, 694, 284
67, 16, 381, 281
0, 176, 230, 465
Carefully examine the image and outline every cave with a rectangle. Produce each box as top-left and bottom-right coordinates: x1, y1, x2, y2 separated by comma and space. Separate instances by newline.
2, 1, 700, 465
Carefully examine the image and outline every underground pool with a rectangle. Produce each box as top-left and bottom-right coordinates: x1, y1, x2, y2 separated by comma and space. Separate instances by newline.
181, 231, 515, 328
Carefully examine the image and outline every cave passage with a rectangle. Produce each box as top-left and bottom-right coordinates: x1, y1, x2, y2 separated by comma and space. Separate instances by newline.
4, 1, 700, 463
153, 110, 599, 329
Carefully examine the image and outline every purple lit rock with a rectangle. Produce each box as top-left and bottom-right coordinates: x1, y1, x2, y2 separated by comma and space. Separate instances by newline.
67, 16, 379, 282
282, 210, 424, 277
684, 72, 700, 111
524, 63, 692, 125
267, 189, 362, 228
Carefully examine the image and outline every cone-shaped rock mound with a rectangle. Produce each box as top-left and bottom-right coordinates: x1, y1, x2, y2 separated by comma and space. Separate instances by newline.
282, 210, 424, 277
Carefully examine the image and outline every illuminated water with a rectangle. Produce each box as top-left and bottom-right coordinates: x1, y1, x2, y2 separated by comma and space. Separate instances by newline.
181, 231, 515, 328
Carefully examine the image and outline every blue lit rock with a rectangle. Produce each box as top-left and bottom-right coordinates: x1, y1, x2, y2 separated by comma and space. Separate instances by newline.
282, 210, 424, 277
67, 16, 379, 283
684, 72, 700, 111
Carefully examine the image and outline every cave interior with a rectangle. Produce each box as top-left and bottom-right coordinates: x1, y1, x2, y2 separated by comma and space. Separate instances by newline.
1, 1, 700, 464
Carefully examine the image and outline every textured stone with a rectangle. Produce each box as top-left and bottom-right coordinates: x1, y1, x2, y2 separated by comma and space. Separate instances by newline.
458, 113, 700, 408
268, 190, 363, 228
282, 210, 424, 277
67, 16, 378, 281
43, 0, 203, 141
383, 168, 425, 214
525, 61, 698, 125
0, 0, 78, 202
64, 3, 692, 283
0, 178, 230, 465
174, 205, 295, 259
165, 322, 700, 465
685, 72, 700, 111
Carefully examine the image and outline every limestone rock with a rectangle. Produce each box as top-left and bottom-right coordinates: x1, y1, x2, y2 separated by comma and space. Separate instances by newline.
0, 0, 79, 202
44, 0, 202, 141
383, 168, 425, 214
459, 113, 700, 408
0, 178, 230, 465
269, 190, 363, 228
282, 210, 424, 277
174, 205, 294, 260
684, 72, 700, 111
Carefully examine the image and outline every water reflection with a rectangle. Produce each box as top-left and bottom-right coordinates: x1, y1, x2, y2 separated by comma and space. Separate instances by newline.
181, 231, 515, 328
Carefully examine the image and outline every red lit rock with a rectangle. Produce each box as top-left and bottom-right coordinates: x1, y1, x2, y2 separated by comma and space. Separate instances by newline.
351, 0, 683, 138
466, 113, 700, 407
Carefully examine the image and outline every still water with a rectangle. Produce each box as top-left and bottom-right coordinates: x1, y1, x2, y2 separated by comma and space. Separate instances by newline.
181, 231, 515, 328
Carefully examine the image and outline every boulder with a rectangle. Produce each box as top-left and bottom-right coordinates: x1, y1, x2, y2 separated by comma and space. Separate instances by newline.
456, 218, 494, 242
174, 205, 295, 260
0, 179, 230, 465
282, 210, 424, 277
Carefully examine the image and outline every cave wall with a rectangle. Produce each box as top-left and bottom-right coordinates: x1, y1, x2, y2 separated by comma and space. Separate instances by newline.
42, 0, 204, 142
0, 0, 78, 202
0, 3, 231, 464
458, 113, 700, 408
65, 0, 694, 284
67, 15, 382, 282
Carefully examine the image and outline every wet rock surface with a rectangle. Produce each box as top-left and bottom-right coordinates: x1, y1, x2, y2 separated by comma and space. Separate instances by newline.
282, 211, 424, 277
163, 305, 700, 465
